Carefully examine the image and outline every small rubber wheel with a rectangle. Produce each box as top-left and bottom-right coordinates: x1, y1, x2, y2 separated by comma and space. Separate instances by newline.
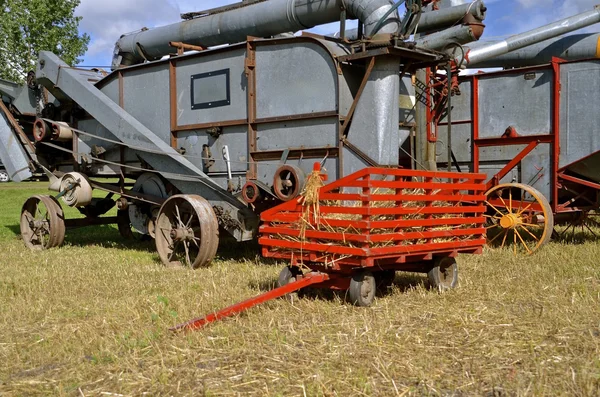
348, 271, 376, 307
375, 270, 395, 292
277, 266, 302, 288
20, 195, 66, 250
428, 257, 458, 292
277, 266, 305, 301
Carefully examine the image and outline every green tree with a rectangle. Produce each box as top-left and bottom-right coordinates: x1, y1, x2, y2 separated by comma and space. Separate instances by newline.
0, 0, 90, 83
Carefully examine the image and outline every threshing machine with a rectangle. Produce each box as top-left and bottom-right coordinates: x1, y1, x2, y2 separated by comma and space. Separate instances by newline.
2, 1, 600, 317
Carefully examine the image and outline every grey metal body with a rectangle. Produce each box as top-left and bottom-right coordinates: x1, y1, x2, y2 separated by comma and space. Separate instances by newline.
467, 34, 600, 68
113, 0, 400, 69
26, 31, 426, 241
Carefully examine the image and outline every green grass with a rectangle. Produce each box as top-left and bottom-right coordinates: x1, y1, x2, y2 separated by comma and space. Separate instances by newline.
0, 182, 599, 396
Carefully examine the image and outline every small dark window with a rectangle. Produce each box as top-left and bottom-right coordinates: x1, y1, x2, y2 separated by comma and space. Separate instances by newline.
191, 69, 230, 110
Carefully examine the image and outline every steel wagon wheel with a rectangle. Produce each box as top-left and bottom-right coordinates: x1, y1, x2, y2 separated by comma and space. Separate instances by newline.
155, 195, 219, 268
20, 195, 66, 250
485, 183, 554, 254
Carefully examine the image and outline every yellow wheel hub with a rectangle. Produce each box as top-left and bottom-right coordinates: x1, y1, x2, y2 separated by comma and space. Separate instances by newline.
499, 213, 521, 229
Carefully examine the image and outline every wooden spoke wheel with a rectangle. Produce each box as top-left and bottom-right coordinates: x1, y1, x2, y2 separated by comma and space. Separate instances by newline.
485, 183, 554, 255
348, 271, 376, 307
20, 195, 65, 250
428, 257, 458, 291
155, 195, 219, 268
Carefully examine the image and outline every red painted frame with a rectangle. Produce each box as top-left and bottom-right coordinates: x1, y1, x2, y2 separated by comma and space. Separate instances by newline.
260, 167, 487, 271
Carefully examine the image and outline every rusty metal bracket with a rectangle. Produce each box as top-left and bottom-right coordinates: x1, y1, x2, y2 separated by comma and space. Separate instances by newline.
486, 140, 540, 191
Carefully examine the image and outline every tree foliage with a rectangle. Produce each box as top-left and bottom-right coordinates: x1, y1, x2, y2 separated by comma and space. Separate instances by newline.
0, 0, 90, 83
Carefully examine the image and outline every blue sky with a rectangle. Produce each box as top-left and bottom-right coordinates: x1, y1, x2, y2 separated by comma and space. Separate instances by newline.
75, 0, 600, 68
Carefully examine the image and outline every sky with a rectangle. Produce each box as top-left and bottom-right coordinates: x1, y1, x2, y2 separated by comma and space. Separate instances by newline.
74, 0, 600, 68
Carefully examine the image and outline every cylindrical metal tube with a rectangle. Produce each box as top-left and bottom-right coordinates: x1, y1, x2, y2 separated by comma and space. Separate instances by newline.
112, 0, 400, 69
332, 1, 486, 40
51, 121, 74, 142
414, 24, 483, 50
462, 6, 600, 66
418, 0, 487, 33
466, 33, 600, 68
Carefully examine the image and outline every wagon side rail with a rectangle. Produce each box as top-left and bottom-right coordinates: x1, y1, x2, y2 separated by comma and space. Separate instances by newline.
260, 167, 487, 268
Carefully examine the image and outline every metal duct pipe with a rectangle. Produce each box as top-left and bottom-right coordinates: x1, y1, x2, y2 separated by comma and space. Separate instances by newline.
414, 23, 484, 50
461, 5, 600, 67
418, 0, 486, 33
332, 1, 486, 40
466, 33, 600, 68
112, 0, 400, 69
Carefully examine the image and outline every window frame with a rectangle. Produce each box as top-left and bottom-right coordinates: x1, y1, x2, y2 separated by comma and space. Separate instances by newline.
190, 68, 231, 110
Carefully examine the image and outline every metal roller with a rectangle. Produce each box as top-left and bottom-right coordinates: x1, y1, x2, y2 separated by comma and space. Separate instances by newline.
59, 172, 93, 207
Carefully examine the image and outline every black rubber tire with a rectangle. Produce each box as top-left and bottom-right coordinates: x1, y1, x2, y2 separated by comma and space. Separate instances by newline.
427, 257, 458, 292
348, 271, 376, 307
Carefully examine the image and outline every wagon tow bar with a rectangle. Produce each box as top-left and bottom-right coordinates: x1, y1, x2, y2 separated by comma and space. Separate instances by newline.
170, 272, 334, 332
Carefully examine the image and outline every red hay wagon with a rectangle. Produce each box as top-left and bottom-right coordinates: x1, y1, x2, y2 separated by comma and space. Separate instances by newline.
173, 166, 487, 331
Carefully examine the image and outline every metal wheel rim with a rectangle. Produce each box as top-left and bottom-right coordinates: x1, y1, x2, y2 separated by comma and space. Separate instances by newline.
20, 195, 65, 250
485, 183, 553, 255
0, 170, 9, 182
155, 195, 218, 268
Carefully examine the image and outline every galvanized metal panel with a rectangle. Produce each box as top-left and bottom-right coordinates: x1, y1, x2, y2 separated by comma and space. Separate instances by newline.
400, 76, 416, 124
123, 65, 171, 144
435, 124, 472, 163
0, 110, 32, 182
256, 42, 337, 118
438, 79, 472, 123
346, 58, 399, 167
175, 49, 247, 126
100, 78, 120, 106
178, 125, 248, 174
478, 69, 553, 138
256, 118, 338, 151
560, 60, 600, 182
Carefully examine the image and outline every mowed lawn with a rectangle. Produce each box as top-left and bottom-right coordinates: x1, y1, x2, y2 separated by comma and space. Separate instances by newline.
0, 182, 599, 396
